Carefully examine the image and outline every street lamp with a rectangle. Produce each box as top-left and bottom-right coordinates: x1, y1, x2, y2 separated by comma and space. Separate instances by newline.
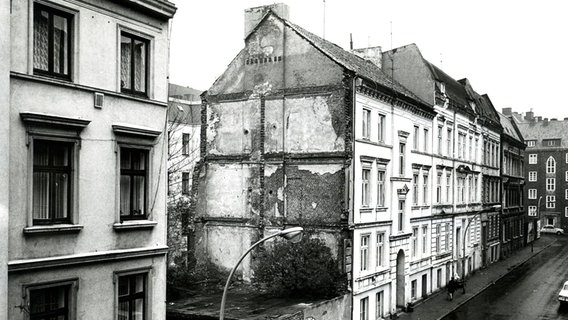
219, 226, 304, 320
462, 205, 500, 279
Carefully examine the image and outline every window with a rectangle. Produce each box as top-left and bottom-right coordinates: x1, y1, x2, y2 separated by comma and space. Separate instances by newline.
29, 284, 71, 319
528, 206, 537, 217
435, 225, 441, 253
182, 133, 190, 155
377, 170, 385, 207
565, 207, 568, 218
547, 178, 555, 192
412, 227, 418, 257
360, 297, 368, 320
378, 114, 385, 142
527, 140, 535, 147
376, 233, 384, 267
437, 126, 443, 155
362, 109, 371, 139
436, 173, 442, 203
547, 157, 556, 174
121, 32, 149, 96
361, 167, 371, 207
412, 174, 419, 205
423, 174, 429, 205
446, 172, 452, 203
118, 273, 147, 320
376, 291, 384, 319
447, 128, 453, 156
33, 3, 73, 79
423, 128, 429, 152
528, 189, 537, 199
360, 235, 369, 271
120, 148, 148, 220
445, 223, 451, 251
32, 140, 73, 225
182, 172, 190, 195
528, 171, 537, 182
565, 171, 568, 182
422, 226, 428, 254
468, 136, 473, 161
565, 189, 568, 200
566, 153, 568, 163
399, 143, 406, 176
413, 126, 419, 150
529, 154, 537, 164
437, 269, 442, 288
546, 195, 555, 209
398, 200, 405, 232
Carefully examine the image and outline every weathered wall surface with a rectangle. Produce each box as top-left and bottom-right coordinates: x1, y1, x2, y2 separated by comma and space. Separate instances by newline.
194, 11, 350, 278
302, 293, 352, 320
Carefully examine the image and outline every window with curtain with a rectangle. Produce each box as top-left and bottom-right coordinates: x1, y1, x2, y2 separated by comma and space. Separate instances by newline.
118, 273, 146, 320
33, 140, 72, 225
121, 32, 148, 96
182, 172, 190, 195
29, 285, 70, 320
33, 3, 72, 79
120, 148, 148, 220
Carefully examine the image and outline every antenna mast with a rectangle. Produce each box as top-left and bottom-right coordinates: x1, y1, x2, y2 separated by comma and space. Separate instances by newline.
323, 0, 326, 40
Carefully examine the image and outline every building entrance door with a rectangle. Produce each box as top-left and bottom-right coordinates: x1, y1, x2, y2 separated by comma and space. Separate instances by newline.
396, 250, 405, 308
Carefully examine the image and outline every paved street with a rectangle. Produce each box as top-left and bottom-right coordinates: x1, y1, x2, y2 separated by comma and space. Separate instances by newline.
443, 235, 568, 319
397, 235, 558, 320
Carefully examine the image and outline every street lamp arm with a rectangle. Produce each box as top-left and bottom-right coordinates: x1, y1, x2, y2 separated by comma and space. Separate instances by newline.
219, 227, 303, 320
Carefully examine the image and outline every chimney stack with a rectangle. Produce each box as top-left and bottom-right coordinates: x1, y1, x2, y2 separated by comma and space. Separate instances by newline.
502, 107, 512, 116
244, 3, 289, 38
525, 111, 534, 121
352, 46, 383, 68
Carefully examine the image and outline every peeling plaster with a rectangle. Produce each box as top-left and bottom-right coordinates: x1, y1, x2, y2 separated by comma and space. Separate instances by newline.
297, 164, 342, 175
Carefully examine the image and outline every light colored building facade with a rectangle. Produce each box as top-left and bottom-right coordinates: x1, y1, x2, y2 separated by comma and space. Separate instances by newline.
166, 84, 201, 266
4, 0, 175, 319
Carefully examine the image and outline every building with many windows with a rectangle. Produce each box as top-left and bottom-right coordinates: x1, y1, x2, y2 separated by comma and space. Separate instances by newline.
189, 4, 520, 319
2, 0, 176, 319
509, 109, 568, 235
498, 112, 526, 258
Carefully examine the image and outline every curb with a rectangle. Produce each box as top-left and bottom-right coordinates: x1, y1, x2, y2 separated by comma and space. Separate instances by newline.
434, 239, 556, 320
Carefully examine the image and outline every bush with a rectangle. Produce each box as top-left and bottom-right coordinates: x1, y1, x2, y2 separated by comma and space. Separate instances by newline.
253, 237, 346, 299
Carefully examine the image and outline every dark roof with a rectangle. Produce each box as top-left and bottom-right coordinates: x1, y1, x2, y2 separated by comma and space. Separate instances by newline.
169, 83, 203, 102
517, 119, 568, 147
499, 113, 523, 142
168, 101, 200, 125
272, 17, 432, 110
426, 62, 469, 109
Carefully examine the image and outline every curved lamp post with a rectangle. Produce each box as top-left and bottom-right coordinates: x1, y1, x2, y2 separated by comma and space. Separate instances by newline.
219, 226, 304, 320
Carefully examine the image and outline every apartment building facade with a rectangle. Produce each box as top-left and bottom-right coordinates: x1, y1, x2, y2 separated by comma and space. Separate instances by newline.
3, 0, 175, 319
511, 110, 568, 233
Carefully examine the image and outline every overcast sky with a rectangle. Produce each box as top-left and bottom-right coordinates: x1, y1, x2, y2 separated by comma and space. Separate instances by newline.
169, 0, 567, 119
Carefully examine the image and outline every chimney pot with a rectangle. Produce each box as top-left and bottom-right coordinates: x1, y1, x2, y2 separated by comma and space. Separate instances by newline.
245, 3, 289, 38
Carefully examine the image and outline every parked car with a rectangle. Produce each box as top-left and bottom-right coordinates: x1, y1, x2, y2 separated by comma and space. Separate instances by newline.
540, 225, 565, 235
559, 281, 568, 305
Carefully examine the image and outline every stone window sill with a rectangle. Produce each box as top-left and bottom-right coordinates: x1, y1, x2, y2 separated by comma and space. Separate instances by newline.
24, 224, 84, 235
113, 220, 157, 231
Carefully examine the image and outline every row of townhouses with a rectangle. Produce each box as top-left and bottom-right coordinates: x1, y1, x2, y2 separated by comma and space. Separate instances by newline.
185, 4, 527, 319
1, 0, 176, 319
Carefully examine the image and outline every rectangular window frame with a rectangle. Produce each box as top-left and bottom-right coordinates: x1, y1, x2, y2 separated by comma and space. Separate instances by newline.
360, 234, 370, 272
24, 278, 78, 320
362, 108, 371, 139
546, 195, 556, 209
33, 2, 74, 80
377, 113, 385, 142
182, 172, 190, 195
361, 166, 371, 207
119, 147, 150, 221
119, 27, 152, 97
377, 169, 385, 207
529, 154, 537, 164
528, 171, 537, 182
114, 269, 150, 320
376, 233, 384, 267
528, 189, 537, 199
546, 178, 555, 192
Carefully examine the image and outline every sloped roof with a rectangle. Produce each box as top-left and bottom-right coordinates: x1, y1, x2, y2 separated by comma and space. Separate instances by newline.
243, 14, 432, 111
426, 62, 469, 109
517, 119, 568, 147
499, 112, 523, 142
169, 83, 203, 102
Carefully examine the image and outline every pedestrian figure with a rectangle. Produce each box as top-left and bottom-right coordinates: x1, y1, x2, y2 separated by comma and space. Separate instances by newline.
447, 277, 456, 301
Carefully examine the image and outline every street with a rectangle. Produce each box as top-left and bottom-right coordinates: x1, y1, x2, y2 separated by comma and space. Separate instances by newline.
443, 235, 568, 319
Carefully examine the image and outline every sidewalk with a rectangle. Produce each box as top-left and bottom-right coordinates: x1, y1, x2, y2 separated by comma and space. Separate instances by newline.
396, 236, 557, 320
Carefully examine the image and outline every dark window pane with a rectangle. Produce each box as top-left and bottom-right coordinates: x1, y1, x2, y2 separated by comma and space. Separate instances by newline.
29, 286, 68, 319
33, 172, 49, 219
53, 173, 69, 219
120, 175, 131, 216
132, 176, 145, 216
